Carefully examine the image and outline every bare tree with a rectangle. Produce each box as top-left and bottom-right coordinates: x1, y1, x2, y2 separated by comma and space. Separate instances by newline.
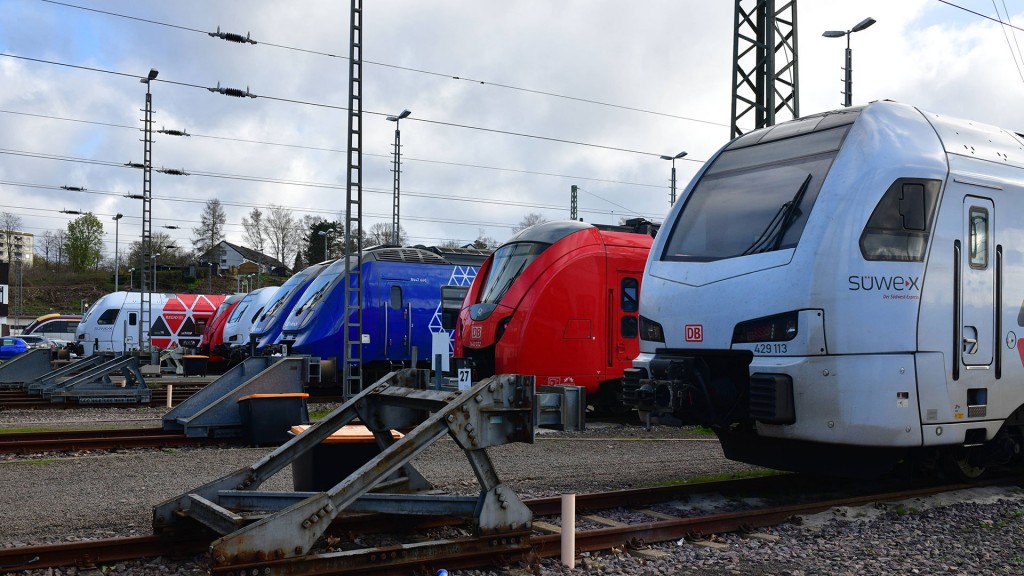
241, 208, 266, 254
472, 228, 498, 249
191, 198, 227, 255
366, 222, 407, 247
511, 212, 548, 234
126, 231, 177, 268
264, 204, 297, 265
0, 211, 23, 263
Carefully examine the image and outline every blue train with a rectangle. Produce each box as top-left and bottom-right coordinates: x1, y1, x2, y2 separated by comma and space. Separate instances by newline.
249, 259, 335, 352
279, 245, 489, 383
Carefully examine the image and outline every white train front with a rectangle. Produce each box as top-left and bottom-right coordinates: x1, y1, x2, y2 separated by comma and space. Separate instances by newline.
623, 101, 1024, 477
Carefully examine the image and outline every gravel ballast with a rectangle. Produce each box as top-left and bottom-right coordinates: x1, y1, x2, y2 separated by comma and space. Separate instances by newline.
1, 405, 1023, 575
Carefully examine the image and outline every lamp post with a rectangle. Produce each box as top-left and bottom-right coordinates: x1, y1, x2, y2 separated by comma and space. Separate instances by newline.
202, 261, 213, 292
386, 109, 411, 246
318, 230, 331, 261
128, 268, 135, 291
152, 253, 160, 292
112, 213, 123, 291
823, 17, 876, 107
659, 151, 688, 205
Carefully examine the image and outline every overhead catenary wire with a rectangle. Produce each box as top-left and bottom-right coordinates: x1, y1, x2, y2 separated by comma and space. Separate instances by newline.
37, 0, 730, 129
0, 108, 668, 189
0, 52, 697, 161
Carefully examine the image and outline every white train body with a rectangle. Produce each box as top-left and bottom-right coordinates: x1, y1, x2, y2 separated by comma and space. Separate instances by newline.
623, 101, 1024, 475
221, 286, 279, 351
77, 291, 226, 355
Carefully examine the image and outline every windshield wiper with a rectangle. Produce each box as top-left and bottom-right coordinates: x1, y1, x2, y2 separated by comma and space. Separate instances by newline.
742, 174, 812, 255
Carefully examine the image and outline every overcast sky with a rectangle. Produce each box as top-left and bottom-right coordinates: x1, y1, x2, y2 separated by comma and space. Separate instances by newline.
1, 0, 1022, 262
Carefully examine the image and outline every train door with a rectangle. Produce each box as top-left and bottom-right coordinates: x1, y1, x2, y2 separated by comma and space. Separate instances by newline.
609, 271, 642, 365
384, 283, 410, 361
959, 197, 994, 373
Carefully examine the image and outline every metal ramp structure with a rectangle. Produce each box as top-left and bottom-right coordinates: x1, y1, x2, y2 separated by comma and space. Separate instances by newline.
153, 370, 535, 571
46, 355, 150, 404
162, 355, 318, 438
25, 354, 114, 395
0, 349, 53, 389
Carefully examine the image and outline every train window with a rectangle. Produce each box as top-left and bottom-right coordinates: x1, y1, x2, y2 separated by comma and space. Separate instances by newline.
96, 309, 119, 325
662, 127, 847, 262
621, 316, 638, 339
390, 286, 403, 310
859, 179, 940, 262
621, 278, 639, 312
478, 242, 549, 304
969, 207, 988, 269
128, 312, 137, 326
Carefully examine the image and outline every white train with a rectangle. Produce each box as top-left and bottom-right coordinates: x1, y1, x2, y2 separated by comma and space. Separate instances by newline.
77, 291, 226, 355
623, 101, 1024, 478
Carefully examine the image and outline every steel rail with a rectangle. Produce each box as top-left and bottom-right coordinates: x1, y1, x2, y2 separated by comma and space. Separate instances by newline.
0, 427, 229, 454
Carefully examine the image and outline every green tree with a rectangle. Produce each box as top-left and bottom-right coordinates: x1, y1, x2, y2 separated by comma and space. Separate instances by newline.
304, 220, 340, 265
64, 213, 104, 271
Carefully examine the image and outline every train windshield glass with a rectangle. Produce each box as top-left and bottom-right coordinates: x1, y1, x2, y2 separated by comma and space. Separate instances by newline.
662, 124, 849, 262
478, 242, 549, 304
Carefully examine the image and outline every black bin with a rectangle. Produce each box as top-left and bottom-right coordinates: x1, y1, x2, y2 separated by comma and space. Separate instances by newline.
237, 393, 310, 446
182, 355, 209, 377
290, 424, 401, 491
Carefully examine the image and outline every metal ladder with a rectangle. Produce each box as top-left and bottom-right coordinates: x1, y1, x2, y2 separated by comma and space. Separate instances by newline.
343, 0, 364, 399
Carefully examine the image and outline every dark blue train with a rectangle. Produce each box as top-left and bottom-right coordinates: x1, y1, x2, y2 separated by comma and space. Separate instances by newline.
278, 245, 489, 383
250, 259, 335, 351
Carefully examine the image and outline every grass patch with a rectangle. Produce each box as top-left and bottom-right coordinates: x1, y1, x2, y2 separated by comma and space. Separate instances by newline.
655, 468, 782, 487
8, 458, 58, 465
0, 427, 79, 434
309, 407, 336, 421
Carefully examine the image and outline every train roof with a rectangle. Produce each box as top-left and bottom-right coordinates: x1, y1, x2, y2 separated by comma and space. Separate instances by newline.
505, 219, 658, 246
363, 245, 490, 267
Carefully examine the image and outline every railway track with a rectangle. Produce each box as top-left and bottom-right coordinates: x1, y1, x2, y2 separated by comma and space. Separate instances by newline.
1, 473, 1013, 574
0, 385, 206, 409
0, 427, 234, 454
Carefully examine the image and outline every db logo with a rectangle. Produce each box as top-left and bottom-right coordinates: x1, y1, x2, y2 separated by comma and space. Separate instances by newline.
470, 326, 483, 339
685, 324, 703, 342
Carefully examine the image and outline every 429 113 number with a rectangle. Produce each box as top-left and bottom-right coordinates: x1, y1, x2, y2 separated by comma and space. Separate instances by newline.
753, 343, 787, 354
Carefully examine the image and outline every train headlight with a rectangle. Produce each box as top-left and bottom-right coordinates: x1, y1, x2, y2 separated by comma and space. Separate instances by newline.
639, 315, 665, 343
470, 303, 497, 321
732, 311, 799, 343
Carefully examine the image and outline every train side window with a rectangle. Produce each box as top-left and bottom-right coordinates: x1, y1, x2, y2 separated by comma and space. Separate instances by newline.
128, 313, 137, 326
621, 278, 639, 312
621, 316, 638, 338
390, 286, 403, 310
96, 309, 120, 325
969, 207, 988, 269
859, 179, 939, 262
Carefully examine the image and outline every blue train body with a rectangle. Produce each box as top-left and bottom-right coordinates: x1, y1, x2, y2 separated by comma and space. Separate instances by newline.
250, 259, 335, 351
279, 246, 487, 382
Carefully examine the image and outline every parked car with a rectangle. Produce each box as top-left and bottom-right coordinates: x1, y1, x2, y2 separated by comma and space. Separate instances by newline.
0, 337, 29, 360
18, 335, 55, 351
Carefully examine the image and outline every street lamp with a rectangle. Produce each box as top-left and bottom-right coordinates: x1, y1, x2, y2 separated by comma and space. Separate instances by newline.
128, 268, 135, 291
823, 17, 876, 107
201, 261, 213, 292
318, 230, 331, 261
386, 109, 411, 246
659, 151, 688, 205
152, 253, 161, 292
112, 213, 123, 291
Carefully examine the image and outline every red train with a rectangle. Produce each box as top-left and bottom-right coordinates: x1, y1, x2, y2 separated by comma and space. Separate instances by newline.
455, 219, 656, 412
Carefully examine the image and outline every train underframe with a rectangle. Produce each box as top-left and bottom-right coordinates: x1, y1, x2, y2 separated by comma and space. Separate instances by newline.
460, 344, 624, 414
622, 350, 1024, 479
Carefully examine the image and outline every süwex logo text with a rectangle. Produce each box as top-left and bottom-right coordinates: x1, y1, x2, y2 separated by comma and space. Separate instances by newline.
848, 275, 920, 291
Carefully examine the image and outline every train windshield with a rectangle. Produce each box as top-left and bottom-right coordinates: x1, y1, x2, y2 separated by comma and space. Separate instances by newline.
662, 124, 849, 262
478, 242, 549, 304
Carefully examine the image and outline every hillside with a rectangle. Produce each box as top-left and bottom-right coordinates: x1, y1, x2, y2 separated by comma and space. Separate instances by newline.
12, 266, 285, 319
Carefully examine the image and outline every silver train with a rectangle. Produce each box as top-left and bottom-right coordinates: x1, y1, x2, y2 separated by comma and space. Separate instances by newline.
623, 101, 1024, 478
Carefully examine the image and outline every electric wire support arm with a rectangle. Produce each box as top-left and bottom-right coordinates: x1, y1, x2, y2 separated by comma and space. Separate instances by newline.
153, 371, 536, 568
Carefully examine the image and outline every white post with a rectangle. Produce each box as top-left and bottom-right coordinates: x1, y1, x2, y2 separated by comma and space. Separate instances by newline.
561, 493, 576, 568
166, 384, 173, 408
